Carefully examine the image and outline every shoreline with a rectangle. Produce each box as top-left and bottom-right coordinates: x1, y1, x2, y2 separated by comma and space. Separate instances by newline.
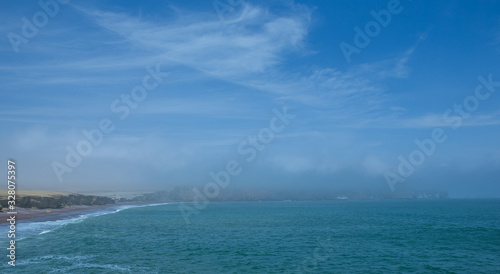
0, 204, 132, 224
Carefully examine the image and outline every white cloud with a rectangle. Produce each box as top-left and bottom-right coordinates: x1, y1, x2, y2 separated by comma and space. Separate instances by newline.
80, 2, 409, 113
83, 4, 310, 78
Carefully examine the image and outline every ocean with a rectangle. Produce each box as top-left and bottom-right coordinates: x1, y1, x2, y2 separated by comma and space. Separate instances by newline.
1, 200, 499, 273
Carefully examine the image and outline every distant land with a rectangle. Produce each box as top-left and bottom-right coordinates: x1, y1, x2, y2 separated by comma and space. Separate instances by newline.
119, 187, 449, 203
0, 187, 449, 211
0, 190, 115, 210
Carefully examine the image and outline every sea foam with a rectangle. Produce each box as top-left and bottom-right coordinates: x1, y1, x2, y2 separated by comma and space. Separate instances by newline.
0, 203, 171, 241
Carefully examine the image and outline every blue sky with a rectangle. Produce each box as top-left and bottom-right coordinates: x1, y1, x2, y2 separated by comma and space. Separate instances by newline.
1, 0, 499, 197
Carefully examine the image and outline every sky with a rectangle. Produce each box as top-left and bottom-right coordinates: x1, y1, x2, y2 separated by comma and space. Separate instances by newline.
0, 0, 499, 197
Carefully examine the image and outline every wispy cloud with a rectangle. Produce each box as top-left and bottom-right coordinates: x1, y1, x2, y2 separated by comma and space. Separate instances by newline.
79, 2, 415, 114
82, 4, 310, 77
343, 111, 500, 129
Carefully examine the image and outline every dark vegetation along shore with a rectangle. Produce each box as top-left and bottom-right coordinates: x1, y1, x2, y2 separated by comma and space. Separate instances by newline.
0, 191, 115, 210
0, 191, 117, 223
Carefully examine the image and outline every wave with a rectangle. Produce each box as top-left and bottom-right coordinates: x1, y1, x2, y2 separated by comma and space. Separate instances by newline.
15, 254, 145, 273
0, 203, 171, 241
112, 202, 170, 213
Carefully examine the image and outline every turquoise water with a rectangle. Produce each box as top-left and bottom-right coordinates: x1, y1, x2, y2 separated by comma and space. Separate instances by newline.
1, 200, 499, 273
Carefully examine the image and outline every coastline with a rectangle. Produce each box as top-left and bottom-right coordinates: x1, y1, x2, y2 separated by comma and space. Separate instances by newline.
0, 204, 121, 224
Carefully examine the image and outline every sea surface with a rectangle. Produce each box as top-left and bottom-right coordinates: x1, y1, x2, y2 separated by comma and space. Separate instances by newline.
1, 199, 499, 273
